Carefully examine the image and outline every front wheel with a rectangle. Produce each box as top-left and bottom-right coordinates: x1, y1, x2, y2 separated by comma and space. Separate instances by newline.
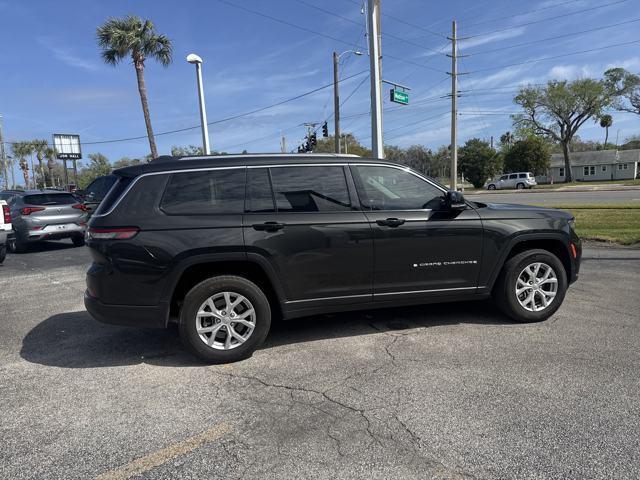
487, 184, 496, 190
493, 249, 567, 323
179, 275, 271, 363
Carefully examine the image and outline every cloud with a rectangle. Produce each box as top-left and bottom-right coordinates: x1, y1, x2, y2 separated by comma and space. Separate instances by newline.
459, 27, 527, 51
37, 38, 100, 71
547, 56, 640, 80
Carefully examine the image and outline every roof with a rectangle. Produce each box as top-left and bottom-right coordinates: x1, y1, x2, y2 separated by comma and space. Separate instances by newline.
550, 149, 640, 167
114, 153, 396, 177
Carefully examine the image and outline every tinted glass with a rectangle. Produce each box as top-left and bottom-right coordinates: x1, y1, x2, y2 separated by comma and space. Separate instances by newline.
270, 166, 350, 212
94, 176, 132, 216
161, 169, 245, 215
509, 174, 518, 179
87, 175, 117, 200
24, 193, 77, 205
500, 175, 508, 180
352, 165, 444, 211
246, 168, 275, 213
518, 173, 527, 178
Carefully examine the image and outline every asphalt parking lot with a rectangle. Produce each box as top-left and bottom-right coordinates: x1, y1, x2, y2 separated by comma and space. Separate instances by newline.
1, 240, 639, 479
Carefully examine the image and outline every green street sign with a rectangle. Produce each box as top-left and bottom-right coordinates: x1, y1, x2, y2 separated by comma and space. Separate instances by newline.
390, 89, 409, 105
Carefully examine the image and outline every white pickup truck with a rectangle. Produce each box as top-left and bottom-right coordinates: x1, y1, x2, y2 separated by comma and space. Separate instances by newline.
0, 199, 12, 263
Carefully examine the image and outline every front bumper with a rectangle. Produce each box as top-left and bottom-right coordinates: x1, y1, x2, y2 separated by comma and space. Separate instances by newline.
84, 291, 169, 329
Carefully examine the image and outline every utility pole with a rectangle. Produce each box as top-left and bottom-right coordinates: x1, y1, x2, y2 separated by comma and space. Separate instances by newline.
333, 51, 341, 154
0, 115, 7, 189
367, 0, 384, 159
448, 20, 458, 191
280, 131, 286, 153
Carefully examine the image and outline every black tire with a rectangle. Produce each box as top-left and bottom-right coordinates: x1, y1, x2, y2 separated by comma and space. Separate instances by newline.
0, 244, 6, 264
71, 236, 85, 247
493, 249, 567, 323
516, 182, 525, 190
8, 238, 26, 253
179, 275, 271, 364
488, 184, 496, 190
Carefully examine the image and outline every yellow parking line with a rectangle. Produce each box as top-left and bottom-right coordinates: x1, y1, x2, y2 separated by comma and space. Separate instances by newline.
96, 423, 231, 480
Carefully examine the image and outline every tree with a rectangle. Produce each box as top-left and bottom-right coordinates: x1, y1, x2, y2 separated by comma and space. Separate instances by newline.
313, 134, 372, 157
499, 131, 514, 148
31, 139, 49, 188
604, 67, 640, 116
11, 142, 33, 188
404, 145, 433, 175
77, 153, 112, 188
45, 147, 58, 187
458, 139, 501, 188
503, 137, 551, 175
171, 145, 204, 156
599, 114, 613, 147
513, 79, 613, 182
97, 16, 172, 159
113, 157, 142, 169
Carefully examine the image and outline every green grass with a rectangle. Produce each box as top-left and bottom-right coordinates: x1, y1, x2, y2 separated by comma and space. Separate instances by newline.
539, 204, 640, 245
534, 179, 640, 189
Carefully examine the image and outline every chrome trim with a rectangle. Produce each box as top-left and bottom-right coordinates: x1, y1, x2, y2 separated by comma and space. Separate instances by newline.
375, 286, 477, 297
286, 293, 371, 305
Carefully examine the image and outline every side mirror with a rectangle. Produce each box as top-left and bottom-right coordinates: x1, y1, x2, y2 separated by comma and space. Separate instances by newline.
445, 190, 466, 211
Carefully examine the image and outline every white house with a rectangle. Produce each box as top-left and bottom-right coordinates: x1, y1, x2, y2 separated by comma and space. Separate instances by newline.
536, 149, 639, 183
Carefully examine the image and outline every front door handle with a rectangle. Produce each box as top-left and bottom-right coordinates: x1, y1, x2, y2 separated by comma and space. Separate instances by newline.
252, 221, 285, 232
376, 217, 405, 228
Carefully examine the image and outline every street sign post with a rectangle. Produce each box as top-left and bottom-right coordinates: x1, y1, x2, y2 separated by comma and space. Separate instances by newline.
53, 134, 81, 189
390, 88, 409, 105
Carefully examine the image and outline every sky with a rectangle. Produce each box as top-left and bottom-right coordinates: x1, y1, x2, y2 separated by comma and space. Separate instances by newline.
1, 0, 639, 173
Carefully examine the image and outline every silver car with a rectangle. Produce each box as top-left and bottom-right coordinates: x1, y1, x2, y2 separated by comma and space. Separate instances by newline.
1, 190, 88, 252
486, 172, 537, 190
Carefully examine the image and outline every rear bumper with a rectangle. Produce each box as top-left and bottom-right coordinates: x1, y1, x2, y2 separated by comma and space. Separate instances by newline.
26, 223, 85, 242
84, 291, 169, 329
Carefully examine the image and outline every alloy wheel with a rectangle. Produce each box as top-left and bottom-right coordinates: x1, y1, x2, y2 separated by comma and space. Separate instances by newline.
515, 262, 558, 312
195, 291, 256, 350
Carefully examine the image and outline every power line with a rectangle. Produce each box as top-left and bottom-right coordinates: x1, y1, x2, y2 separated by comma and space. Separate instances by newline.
3, 71, 368, 147
470, 38, 640, 73
461, 0, 629, 39
463, 0, 587, 28
467, 18, 640, 56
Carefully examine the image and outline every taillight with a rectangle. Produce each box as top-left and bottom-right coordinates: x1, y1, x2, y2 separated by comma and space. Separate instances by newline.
87, 227, 139, 240
20, 207, 45, 215
72, 203, 88, 211
569, 243, 577, 259
2, 205, 10, 224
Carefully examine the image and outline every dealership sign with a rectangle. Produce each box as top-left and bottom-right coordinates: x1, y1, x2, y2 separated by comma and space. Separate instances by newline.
53, 134, 82, 160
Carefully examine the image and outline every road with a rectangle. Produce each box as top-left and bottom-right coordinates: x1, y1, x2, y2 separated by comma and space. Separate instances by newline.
1, 240, 639, 479
466, 188, 640, 205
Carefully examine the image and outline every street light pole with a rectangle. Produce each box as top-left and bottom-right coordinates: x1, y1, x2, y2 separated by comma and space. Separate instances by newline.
186, 54, 211, 155
367, 0, 384, 159
333, 50, 363, 154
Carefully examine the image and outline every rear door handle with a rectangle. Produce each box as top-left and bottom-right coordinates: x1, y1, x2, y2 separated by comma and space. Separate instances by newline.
376, 217, 405, 227
252, 221, 285, 232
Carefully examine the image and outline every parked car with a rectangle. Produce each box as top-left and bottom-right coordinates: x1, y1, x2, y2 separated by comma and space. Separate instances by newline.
2, 190, 88, 252
75, 174, 118, 217
85, 154, 581, 364
486, 172, 537, 190
0, 199, 12, 263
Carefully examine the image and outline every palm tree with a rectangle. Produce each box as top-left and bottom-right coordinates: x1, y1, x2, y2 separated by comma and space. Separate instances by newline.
97, 16, 172, 159
45, 147, 58, 187
31, 139, 49, 188
600, 114, 613, 147
11, 142, 33, 188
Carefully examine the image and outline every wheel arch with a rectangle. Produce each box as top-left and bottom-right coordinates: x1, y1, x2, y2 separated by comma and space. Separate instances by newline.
485, 234, 572, 292
165, 254, 286, 323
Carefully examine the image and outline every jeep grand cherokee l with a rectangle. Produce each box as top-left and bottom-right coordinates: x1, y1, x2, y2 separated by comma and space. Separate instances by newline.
85, 154, 581, 363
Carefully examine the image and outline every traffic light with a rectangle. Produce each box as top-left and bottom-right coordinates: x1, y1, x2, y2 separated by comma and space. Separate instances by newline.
304, 142, 310, 152
310, 133, 317, 147
322, 122, 328, 137
297, 145, 304, 153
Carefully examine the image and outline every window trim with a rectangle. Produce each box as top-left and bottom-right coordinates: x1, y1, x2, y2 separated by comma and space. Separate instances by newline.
92, 162, 447, 218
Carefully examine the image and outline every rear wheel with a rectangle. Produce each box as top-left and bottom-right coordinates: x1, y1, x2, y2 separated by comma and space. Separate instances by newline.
179, 275, 271, 364
8, 238, 26, 253
516, 182, 525, 190
493, 249, 567, 323
0, 244, 6, 263
71, 236, 85, 247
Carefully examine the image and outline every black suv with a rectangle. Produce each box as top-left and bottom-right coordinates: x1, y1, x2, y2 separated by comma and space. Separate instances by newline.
85, 154, 581, 363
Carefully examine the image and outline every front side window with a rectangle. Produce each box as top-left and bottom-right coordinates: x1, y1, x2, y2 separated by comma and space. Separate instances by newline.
352, 165, 444, 211
509, 174, 518, 179
161, 168, 245, 215
500, 175, 508, 181
270, 166, 351, 212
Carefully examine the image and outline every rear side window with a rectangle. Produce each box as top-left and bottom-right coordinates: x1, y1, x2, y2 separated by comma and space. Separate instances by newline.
246, 168, 275, 213
270, 166, 351, 212
509, 174, 518, 179
24, 193, 76, 205
93, 176, 133, 216
518, 173, 527, 178
161, 169, 245, 215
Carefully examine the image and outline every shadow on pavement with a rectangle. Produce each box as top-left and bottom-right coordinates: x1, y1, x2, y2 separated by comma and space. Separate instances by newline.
11, 239, 79, 254
21, 301, 511, 369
